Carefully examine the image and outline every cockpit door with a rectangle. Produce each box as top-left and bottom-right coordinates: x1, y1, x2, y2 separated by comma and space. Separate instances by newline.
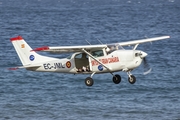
74, 53, 90, 72
88, 49, 108, 72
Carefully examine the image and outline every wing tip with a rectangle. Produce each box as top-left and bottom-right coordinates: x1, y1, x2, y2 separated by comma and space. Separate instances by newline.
164, 35, 170, 38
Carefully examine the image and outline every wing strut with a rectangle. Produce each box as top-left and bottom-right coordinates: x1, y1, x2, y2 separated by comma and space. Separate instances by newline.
133, 44, 139, 50
82, 49, 114, 76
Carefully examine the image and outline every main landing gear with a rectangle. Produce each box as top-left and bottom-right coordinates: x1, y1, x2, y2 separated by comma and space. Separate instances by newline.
85, 77, 94, 86
85, 72, 95, 86
84, 72, 136, 86
112, 74, 121, 84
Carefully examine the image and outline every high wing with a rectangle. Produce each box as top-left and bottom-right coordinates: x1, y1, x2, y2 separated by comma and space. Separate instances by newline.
32, 44, 107, 53
32, 36, 170, 53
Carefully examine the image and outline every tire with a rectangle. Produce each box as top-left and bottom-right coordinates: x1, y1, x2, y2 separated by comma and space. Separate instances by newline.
85, 77, 94, 86
112, 74, 121, 84
128, 75, 136, 84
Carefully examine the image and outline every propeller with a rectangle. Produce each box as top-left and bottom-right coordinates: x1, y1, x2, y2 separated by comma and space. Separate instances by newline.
137, 51, 152, 75
143, 57, 152, 75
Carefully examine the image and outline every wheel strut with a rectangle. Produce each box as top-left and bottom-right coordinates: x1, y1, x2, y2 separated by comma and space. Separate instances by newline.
127, 72, 136, 84
85, 72, 96, 86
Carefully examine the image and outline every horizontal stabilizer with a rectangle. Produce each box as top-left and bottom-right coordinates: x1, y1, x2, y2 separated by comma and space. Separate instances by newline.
9, 65, 41, 70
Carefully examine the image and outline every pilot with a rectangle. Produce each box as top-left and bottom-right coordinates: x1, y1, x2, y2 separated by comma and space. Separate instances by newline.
106, 47, 111, 54
77, 68, 82, 72
82, 66, 86, 72
86, 66, 90, 72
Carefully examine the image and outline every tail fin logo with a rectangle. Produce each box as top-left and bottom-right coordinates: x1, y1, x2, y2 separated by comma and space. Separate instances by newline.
29, 55, 35, 61
21, 44, 25, 48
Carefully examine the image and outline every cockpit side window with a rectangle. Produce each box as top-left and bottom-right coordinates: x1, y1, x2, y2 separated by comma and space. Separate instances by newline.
92, 50, 104, 57
106, 44, 121, 54
75, 53, 82, 59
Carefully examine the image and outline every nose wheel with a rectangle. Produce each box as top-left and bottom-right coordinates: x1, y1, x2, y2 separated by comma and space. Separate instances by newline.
128, 75, 136, 84
127, 71, 136, 84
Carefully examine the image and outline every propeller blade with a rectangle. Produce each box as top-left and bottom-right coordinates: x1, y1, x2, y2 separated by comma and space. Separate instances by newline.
143, 57, 152, 75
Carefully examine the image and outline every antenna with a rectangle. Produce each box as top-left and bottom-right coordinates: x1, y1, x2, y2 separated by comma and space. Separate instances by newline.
97, 39, 103, 44
85, 39, 91, 45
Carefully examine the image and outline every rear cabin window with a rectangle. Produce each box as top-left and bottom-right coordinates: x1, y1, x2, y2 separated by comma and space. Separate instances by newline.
92, 50, 104, 57
75, 53, 88, 59
75, 53, 82, 59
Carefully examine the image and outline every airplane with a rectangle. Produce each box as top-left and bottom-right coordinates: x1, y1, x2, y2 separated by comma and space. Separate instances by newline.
10, 35, 170, 86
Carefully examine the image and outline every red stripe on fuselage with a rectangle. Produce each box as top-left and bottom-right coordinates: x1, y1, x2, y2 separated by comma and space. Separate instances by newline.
10, 36, 23, 41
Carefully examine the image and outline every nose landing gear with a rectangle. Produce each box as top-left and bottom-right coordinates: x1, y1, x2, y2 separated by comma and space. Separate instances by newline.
127, 72, 136, 84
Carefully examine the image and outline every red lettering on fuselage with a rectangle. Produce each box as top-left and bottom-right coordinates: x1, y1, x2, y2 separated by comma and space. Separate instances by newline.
91, 57, 119, 66
92, 60, 99, 66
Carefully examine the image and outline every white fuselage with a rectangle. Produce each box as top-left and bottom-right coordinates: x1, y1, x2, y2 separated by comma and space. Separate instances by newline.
27, 49, 144, 74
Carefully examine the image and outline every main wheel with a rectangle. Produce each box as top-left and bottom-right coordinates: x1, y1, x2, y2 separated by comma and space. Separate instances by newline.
112, 74, 121, 84
128, 75, 136, 84
85, 77, 94, 86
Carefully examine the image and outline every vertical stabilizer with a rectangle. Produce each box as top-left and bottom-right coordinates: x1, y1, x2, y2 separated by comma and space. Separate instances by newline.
10, 36, 56, 66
